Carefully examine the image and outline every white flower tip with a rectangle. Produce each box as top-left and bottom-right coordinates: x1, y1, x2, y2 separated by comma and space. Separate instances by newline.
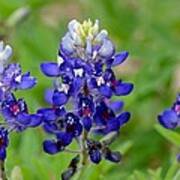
0, 41, 4, 52
0, 41, 13, 62
3, 45, 13, 60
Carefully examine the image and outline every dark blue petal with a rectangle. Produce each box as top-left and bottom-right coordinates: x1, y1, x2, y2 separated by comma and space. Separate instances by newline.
106, 118, 120, 133
0, 148, 6, 161
40, 62, 59, 77
37, 108, 56, 122
89, 149, 101, 164
53, 91, 68, 106
16, 72, 36, 89
112, 51, 129, 66
55, 107, 66, 117
114, 82, 133, 96
29, 114, 42, 127
99, 85, 112, 98
56, 132, 73, 146
158, 109, 178, 129
93, 113, 105, 126
82, 117, 92, 131
118, 112, 131, 126
105, 150, 121, 163
73, 123, 83, 137
43, 123, 57, 134
43, 140, 60, 154
109, 101, 124, 113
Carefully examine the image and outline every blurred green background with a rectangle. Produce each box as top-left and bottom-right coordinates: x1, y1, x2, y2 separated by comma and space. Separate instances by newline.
0, 0, 180, 179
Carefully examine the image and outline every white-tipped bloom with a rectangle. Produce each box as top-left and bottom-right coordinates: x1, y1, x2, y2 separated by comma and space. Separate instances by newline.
60, 19, 115, 62
0, 41, 13, 73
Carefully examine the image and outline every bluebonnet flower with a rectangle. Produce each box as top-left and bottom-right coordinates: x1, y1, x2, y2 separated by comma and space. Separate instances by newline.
0, 41, 36, 101
0, 41, 40, 162
158, 94, 180, 129
1, 93, 42, 131
39, 19, 133, 177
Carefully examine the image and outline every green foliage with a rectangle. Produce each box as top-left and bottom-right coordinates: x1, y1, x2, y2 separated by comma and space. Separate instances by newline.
0, 0, 179, 179
155, 124, 180, 146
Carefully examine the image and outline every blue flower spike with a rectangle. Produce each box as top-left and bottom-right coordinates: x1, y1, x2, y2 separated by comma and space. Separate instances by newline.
0, 41, 40, 164
39, 19, 133, 178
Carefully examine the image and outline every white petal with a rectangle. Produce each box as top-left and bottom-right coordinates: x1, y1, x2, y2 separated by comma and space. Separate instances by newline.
98, 39, 114, 58
0, 41, 4, 52
95, 30, 108, 42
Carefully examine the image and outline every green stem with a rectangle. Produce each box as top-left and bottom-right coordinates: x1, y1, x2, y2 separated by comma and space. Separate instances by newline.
76, 130, 89, 180
0, 160, 7, 180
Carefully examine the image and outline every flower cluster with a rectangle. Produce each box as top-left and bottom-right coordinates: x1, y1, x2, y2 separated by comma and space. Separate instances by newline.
0, 41, 40, 161
158, 94, 180, 129
39, 19, 133, 173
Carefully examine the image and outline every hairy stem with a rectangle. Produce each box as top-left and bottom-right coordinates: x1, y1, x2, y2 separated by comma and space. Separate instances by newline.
76, 130, 89, 180
0, 160, 7, 180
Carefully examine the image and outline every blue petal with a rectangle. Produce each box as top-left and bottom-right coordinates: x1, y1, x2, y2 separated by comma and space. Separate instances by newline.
158, 109, 178, 129
17, 113, 30, 125
0, 89, 4, 101
106, 118, 120, 133
82, 117, 92, 131
44, 89, 54, 105
37, 108, 56, 122
99, 85, 112, 98
53, 91, 68, 106
105, 150, 121, 163
56, 132, 73, 146
29, 114, 42, 127
112, 51, 129, 66
2, 106, 13, 120
43, 123, 57, 134
0, 148, 6, 161
114, 82, 133, 96
55, 107, 66, 117
118, 112, 131, 126
16, 72, 36, 89
43, 140, 60, 154
73, 123, 83, 137
109, 101, 124, 113
70, 77, 83, 95
40, 62, 59, 77
89, 149, 101, 164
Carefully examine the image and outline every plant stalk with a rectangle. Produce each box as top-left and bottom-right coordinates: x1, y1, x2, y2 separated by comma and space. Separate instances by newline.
0, 160, 7, 180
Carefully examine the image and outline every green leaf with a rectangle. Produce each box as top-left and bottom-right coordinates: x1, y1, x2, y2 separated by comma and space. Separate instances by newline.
148, 167, 162, 180
174, 170, 180, 180
165, 159, 180, 180
155, 124, 180, 146
10, 166, 23, 180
